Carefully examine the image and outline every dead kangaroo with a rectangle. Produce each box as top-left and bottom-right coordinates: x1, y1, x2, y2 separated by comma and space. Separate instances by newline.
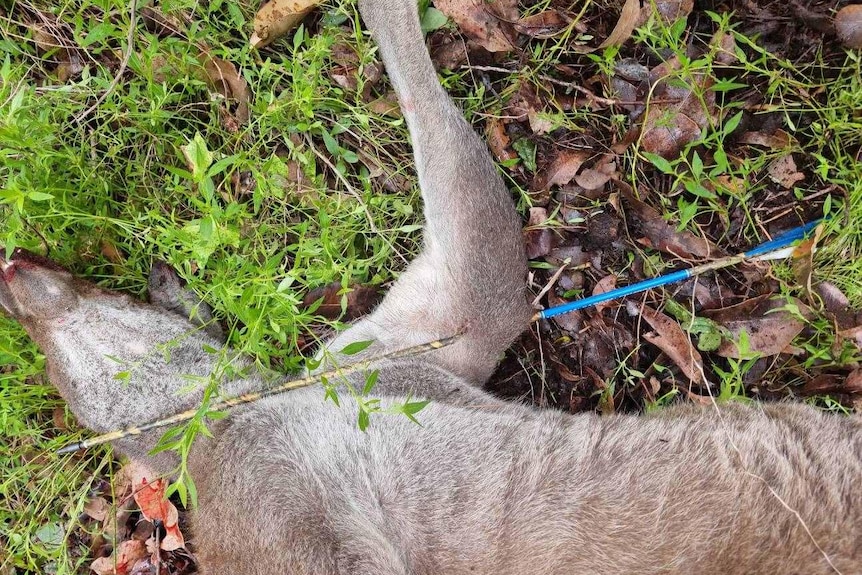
2, 1, 861, 573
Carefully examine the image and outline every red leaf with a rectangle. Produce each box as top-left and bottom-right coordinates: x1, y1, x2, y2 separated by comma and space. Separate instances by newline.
90, 540, 148, 575
132, 477, 186, 551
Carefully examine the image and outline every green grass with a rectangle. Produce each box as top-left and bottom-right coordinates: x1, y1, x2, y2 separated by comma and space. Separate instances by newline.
1, 0, 860, 572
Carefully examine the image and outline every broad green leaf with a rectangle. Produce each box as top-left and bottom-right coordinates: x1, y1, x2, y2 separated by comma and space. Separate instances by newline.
340, 339, 374, 356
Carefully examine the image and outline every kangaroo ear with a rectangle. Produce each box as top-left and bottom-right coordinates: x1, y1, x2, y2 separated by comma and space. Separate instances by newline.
148, 261, 225, 341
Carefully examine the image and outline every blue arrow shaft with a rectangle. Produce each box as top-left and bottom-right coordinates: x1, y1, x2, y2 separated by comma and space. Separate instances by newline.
537, 220, 821, 320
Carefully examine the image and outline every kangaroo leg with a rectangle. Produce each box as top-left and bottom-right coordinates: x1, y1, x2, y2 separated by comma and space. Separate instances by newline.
325, 0, 530, 385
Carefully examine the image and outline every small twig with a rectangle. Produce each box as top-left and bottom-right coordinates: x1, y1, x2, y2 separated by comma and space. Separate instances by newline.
531, 258, 578, 308
540, 75, 622, 107
74, 0, 137, 123
56, 333, 462, 454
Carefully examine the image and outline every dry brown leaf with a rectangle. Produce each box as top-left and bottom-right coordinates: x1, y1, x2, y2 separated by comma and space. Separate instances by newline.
767, 154, 805, 189
302, 283, 382, 320
485, 117, 517, 165
814, 282, 857, 329
434, 0, 518, 52
25, 19, 84, 82
251, 0, 321, 49
141, 6, 189, 38
368, 92, 401, 117
737, 129, 793, 149
575, 168, 612, 191
100, 241, 124, 264
641, 111, 702, 158
714, 175, 745, 196
711, 31, 737, 65
507, 84, 554, 135
599, 0, 641, 49
514, 10, 568, 38
835, 5, 862, 50
622, 188, 724, 259
839, 324, 862, 352
641, 305, 704, 383
329, 42, 362, 92
638, 0, 694, 26
800, 372, 862, 396
430, 32, 469, 70
704, 295, 809, 358
523, 207, 555, 259
51, 405, 68, 430
540, 150, 590, 189
640, 53, 718, 158
90, 539, 148, 575
592, 274, 618, 314
547, 290, 582, 333
199, 52, 251, 125
791, 223, 824, 296
84, 496, 110, 522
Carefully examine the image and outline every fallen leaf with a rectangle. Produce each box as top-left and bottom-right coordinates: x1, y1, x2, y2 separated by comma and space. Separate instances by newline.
800, 372, 862, 396
704, 295, 809, 358
430, 31, 469, 70
302, 283, 382, 320
599, 0, 641, 49
199, 52, 251, 125
737, 129, 794, 149
507, 84, 555, 135
523, 207, 555, 259
485, 117, 517, 165
835, 5, 862, 50
814, 282, 856, 329
90, 540, 148, 575
539, 150, 590, 189
52, 406, 68, 430
141, 6, 189, 38
514, 10, 568, 38
368, 92, 401, 117
586, 213, 621, 248
767, 154, 805, 189
640, 305, 704, 383
84, 496, 110, 522
621, 187, 724, 259
132, 477, 185, 551
791, 223, 824, 296
638, 0, 693, 26
711, 31, 737, 65
839, 324, 862, 352
575, 168, 612, 191
641, 110, 703, 158
547, 290, 582, 333
434, 0, 518, 52
101, 241, 124, 264
251, 0, 321, 48
25, 18, 84, 82
592, 274, 618, 314
329, 42, 363, 93
640, 52, 718, 158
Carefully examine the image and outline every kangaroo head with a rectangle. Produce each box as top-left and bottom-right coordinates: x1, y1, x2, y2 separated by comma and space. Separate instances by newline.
0, 248, 88, 326
0, 249, 232, 460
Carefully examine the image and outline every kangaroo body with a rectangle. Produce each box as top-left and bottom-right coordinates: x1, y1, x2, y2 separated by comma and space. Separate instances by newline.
1, 1, 860, 573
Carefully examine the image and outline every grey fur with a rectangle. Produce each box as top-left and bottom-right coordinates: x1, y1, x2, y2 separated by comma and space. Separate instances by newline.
0, 1, 860, 573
